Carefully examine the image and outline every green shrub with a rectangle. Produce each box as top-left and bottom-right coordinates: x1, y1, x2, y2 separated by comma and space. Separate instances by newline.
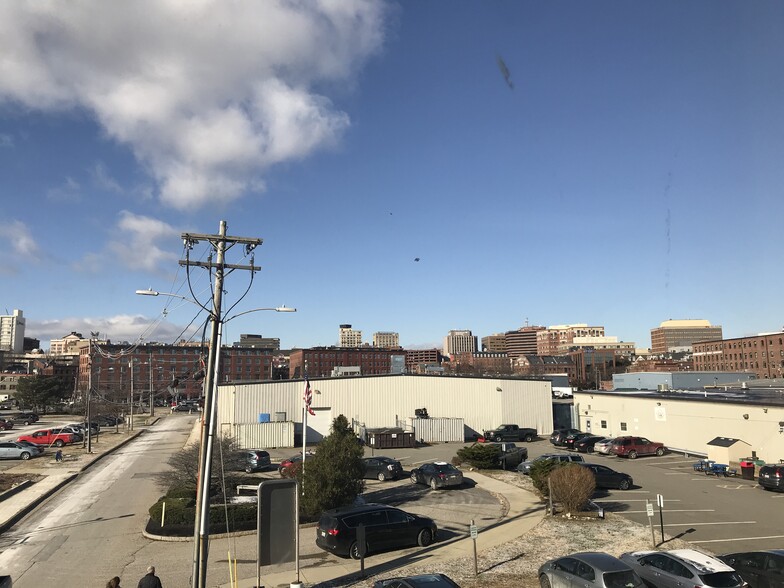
148, 498, 257, 529
529, 458, 567, 497
166, 485, 197, 500
456, 443, 502, 469
550, 464, 596, 514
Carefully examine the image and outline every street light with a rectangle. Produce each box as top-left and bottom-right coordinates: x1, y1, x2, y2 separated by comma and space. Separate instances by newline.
137, 285, 296, 588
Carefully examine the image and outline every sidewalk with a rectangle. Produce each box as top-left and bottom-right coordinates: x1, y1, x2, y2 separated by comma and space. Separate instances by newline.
224, 472, 546, 588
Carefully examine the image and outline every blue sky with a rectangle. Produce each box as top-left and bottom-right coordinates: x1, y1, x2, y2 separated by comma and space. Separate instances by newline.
1, 1, 782, 352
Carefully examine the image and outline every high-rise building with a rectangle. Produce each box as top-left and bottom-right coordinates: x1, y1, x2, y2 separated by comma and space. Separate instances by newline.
338, 324, 362, 347
481, 333, 507, 353
0, 309, 25, 353
536, 324, 605, 356
505, 326, 545, 358
443, 330, 477, 357
651, 319, 723, 354
373, 331, 400, 348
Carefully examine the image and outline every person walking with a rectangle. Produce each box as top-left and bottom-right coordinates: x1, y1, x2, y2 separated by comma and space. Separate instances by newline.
137, 565, 162, 588
106, 576, 121, 588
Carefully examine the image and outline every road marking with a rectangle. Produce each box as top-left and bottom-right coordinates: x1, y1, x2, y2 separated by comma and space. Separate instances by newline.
664, 459, 707, 464
665, 472, 689, 475
598, 499, 681, 503
625, 509, 715, 514
665, 521, 757, 526
692, 534, 784, 544
717, 485, 754, 489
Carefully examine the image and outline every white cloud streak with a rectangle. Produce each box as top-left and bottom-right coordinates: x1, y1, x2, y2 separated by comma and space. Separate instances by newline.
0, 220, 41, 260
0, 1, 387, 209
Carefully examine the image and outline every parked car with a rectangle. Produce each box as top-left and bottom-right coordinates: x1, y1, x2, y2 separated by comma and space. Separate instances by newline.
410, 462, 463, 489
0, 418, 13, 430
564, 432, 594, 451
373, 574, 460, 588
278, 453, 313, 477
594, 438, 616, 455
363, 456, 403, 481
621, 549, 747, 588
517, 453, 585, 474
52, 426, 84, 441
550, 429, 582, 447
0, 440, 43, 460
95, 415, 123, 426
16, 440, 46, 455
539, 552, 644, 588
487, 442, 528, 470
66, 422, 100, 436
719, 550, 784, 588
574, 436, 609, 453
482, 424, 537, 443
758, 463, 784, 492
235, 449, 271, 473
17, 428, 77, 447
315, 503, 437, 560
11, 412, 39, 426
580, 463, 634, 490
610, 436, 666, 459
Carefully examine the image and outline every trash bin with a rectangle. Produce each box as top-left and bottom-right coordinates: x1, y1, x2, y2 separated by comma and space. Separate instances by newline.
739, 460, 755, 480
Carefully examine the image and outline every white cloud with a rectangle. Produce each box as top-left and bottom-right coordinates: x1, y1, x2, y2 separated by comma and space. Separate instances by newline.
0, 1, 388, 209
46, 176, 82, 202
107, 211, 180, 271
29, 315, 197, 348
73, 211, 179, 273
0, 133, 13, 148
0, 219, 41, 260
90, 161, 123, 193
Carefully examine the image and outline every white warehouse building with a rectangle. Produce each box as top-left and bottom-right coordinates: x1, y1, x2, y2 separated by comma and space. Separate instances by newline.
216, 374, 553, 448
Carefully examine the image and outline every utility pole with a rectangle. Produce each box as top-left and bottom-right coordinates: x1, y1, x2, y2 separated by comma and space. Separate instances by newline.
187, 221, 262, 588
149, 351, 154, 418
129, 360, 134, 432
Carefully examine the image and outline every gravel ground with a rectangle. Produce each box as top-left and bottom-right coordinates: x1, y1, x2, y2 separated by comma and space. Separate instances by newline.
320, 471, 701, 588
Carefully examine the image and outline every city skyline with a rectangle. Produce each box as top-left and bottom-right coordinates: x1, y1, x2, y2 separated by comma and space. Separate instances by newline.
1, 2, 782, 352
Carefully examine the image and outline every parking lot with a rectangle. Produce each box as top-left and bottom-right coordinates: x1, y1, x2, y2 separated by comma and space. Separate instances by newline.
267, 436, 784, 555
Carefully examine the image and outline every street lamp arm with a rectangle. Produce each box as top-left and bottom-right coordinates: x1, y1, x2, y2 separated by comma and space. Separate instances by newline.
224, 306, 297, 322
136, 289, 211, 314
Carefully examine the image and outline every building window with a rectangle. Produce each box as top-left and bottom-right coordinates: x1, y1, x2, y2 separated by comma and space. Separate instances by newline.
620, 422, 627, 431
600, 420, 607, 428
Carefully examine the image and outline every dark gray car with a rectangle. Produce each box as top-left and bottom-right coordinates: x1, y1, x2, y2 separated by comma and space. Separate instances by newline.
538, 551, 644, 588
517, 453, 585, 474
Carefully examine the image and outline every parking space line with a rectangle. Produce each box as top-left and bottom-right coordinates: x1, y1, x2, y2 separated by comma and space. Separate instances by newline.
665, 472, 689, 475
665, 521, 756, 526
599, 499, 681, 503
692, 534, 784, 544
625, 509, 715, 514
663, 459, 707, 464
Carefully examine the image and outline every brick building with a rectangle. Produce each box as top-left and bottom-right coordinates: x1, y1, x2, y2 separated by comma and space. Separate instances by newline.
536, 324, 605, 356
405, 348, 442, 372
693, 331, 784, 379
505, 326, 545, 358
289, 347, 405, 379
651, 319, 723, 354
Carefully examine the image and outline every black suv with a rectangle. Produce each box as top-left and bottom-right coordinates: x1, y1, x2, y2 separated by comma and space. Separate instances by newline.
758, 463, 784, 492
363, 456, 403, 481
550, 429, 581, 447
315, 504, 437, 559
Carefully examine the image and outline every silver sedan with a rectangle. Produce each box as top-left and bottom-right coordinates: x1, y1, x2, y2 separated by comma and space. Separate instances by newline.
538, 552, 644, 588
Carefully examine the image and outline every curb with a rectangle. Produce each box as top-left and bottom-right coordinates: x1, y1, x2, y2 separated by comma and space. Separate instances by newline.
0, 473, 78, 535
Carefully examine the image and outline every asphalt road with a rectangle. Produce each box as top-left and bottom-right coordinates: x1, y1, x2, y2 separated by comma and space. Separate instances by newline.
0, 415, 195, 587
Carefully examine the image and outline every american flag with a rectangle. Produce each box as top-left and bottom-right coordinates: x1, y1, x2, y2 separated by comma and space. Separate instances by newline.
304, 377, 315, 416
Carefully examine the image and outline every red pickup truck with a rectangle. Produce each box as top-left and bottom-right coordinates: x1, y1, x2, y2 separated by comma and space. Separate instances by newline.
17, 428, 76, 448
